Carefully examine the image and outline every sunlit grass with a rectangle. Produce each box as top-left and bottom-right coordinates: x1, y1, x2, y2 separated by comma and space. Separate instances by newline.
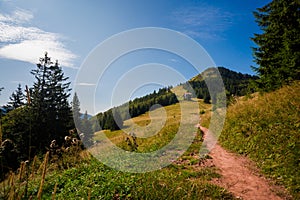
1, 85, 234, 199
220, 81, 300, 199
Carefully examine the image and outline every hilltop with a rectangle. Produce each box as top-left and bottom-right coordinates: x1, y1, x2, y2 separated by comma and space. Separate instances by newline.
95, 67, 258, 132
1, 69, 298, 199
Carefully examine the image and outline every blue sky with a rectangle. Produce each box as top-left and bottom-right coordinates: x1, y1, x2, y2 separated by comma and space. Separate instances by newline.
0, 0, 270, 114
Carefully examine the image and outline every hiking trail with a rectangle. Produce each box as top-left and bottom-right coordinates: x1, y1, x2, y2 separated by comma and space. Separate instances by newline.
198, 126, 289, 200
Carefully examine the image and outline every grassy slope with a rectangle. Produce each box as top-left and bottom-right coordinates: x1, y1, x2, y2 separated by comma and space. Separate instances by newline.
1, 86, 234, 199
39, 100, 232, 199
5, 82, 299, 199
219, 81, 300, 198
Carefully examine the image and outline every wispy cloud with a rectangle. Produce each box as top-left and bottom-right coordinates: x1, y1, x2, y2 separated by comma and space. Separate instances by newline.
0, 8, 33, 24
172, 5, 233, 40
0, 8, 77, 67
76, 83, 96, 86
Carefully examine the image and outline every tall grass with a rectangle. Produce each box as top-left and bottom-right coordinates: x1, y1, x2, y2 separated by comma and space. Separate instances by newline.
24, 157, 233, 199
219, 81, 300, 198
0, 146, 91, 199
0, 93, 234, 199
37, 151, 49, 199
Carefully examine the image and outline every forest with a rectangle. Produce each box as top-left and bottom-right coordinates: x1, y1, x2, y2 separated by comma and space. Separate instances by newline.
0, 0, 299, 199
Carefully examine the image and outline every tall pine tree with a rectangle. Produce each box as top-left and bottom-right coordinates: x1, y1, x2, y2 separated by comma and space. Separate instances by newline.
72, 92, 81, 128
30, 52, 72, 150
251, 0, 300, 91
8, 84, 25, 110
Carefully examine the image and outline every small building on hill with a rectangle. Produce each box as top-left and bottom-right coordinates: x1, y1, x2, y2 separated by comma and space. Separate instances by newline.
183, 93, 192, 101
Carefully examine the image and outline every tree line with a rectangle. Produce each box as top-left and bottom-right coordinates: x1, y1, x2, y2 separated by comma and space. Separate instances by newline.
0, 0, 298, 181
95, 87, 178, 131
0, 53, 92, 179
182, 67, 258, 104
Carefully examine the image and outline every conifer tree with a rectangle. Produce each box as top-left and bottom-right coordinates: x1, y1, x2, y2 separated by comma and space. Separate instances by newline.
72, 92, 81, 128
8, 84, 25, 109
251, 0, 300, 91
81, 111, 93, 146
30, 52, 72, 149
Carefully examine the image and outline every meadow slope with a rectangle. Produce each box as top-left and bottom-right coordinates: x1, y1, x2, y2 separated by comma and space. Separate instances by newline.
219, 81, 300, 199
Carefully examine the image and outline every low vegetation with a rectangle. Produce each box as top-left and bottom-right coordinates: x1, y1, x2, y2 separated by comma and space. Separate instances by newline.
1, 96, 235, 199
219, 81, 300, 199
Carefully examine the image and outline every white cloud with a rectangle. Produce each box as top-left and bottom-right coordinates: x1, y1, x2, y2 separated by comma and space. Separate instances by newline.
172, 5, 233, 40
0, 9, 77, 67
77, 83, 96, 86
0, 8, 33, 24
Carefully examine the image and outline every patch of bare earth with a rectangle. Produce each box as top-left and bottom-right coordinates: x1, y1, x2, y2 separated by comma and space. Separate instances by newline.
199, 126, 290, 200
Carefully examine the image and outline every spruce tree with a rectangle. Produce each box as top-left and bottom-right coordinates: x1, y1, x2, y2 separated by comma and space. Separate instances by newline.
30, 52, 72, 149
251, 0, 300, 91
72, 92, 81, 128
81, 111, 93, 147
8, 84, 25, 109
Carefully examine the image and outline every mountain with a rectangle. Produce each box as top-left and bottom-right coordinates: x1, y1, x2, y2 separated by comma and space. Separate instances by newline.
95, 67, 257, 131
184, 67, 258, 102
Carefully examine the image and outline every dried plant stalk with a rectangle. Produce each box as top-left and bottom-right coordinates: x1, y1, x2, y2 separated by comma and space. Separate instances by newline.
8, 172, 15, 200
30, 156, 37, 179
37, 152, 49, 200
18, 161, 25, 181
51, 182, 58, 200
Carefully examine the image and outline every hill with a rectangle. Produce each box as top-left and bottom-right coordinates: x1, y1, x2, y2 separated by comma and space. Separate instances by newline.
2, 70, 298, 199
184, 67, 258, 103
96, 67, 257, 131
1, 90, 235, 199
219, 81, 300, 198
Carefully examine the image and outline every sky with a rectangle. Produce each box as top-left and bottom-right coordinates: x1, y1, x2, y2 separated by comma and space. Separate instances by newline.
0, 0, 271, 114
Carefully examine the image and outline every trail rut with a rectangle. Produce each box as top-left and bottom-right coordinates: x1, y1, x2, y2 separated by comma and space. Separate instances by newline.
199, 126, 289, 200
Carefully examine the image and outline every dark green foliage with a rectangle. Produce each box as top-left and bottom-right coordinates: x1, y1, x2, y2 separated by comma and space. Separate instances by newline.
71, 93, 94, 146
185, 67, 257, 105
251, 0, 300, 91
30, 52, 72, 149
97, 108, 123, 131
7, 84, 25, 110
124, 132, 138, 152
203, 94, 211, 104
126, 87, 178, 119
1, 107, 31, 179
96, 87, 178, 131
1, 53, 73, 176
72, 92, 81, 129
0, 139, 18, 180
80, 111, 94, 146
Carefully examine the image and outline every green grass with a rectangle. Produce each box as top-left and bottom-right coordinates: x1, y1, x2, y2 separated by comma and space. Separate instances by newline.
4, 81, 298, 199
94, 97, 211, 154
25, 158, 233, 199
1, 145, 234, 199
219, 81, 300, 199
1, 86, 234, 199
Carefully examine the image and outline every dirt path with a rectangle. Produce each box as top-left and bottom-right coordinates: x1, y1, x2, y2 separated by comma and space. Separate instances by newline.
199, 126, 288, 200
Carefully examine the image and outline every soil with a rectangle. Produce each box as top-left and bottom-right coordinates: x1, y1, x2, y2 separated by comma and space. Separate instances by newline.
198, 126, 290, 200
